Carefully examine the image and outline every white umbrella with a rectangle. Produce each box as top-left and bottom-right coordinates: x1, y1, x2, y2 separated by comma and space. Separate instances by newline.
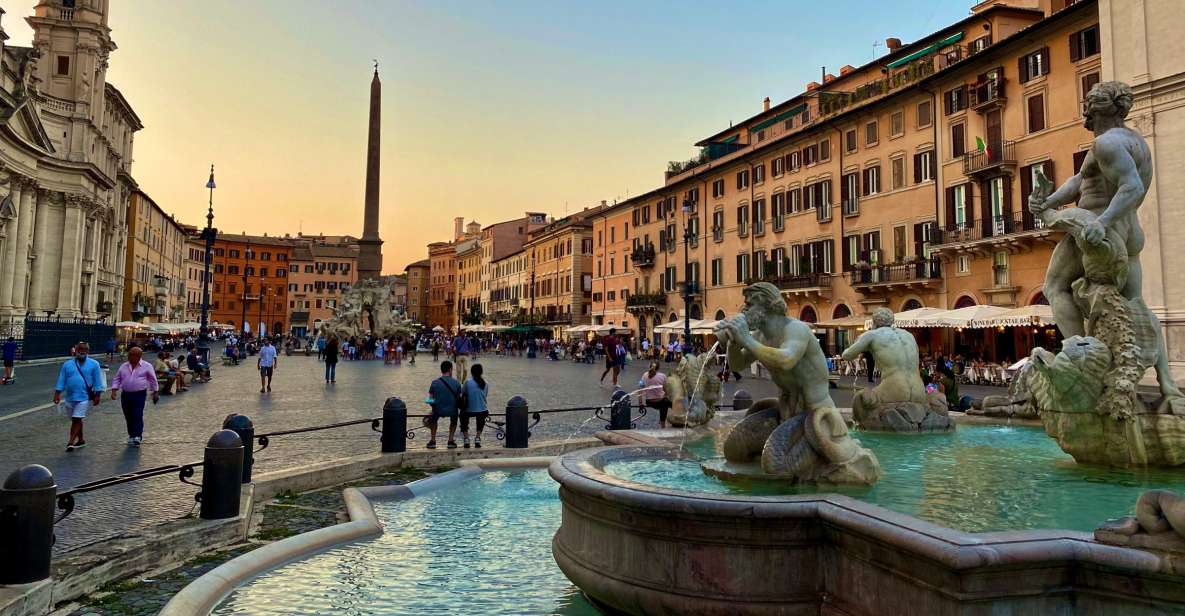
432, 325, 445, 332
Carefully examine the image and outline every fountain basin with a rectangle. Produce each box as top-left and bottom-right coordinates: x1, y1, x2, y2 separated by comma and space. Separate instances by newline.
550, 445, 1185, 616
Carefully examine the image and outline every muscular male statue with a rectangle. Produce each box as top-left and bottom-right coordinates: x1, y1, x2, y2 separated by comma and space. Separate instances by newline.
841, 308, 949, 430
714, 283, 880, 484
1029, 81, 1181, 402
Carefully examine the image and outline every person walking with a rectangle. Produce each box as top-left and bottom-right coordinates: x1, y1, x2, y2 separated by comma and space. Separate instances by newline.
315, 335, 326, 361
109, 346, 159, 447
460, 363, 489, 449
258, 337, 278, 393
104, 335, 118, 367
2, 336, 17, 385
639, 361, 672, 428
599, 328, 623, 387
324, 336, 339, 384
426, 360, 463, 449
53, 342, 105, 452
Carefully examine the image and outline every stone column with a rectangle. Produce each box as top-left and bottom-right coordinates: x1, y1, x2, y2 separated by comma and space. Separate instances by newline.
11, 179, 36, 312
26, 189, 52, 314
56, 199, 82, 316
0, 179, 24, 311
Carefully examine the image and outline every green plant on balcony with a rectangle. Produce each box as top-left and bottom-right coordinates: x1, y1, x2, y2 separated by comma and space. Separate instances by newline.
666, 150, 709, 175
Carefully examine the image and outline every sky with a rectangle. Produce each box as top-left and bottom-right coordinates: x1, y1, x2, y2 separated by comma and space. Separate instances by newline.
3, 0, 969, 273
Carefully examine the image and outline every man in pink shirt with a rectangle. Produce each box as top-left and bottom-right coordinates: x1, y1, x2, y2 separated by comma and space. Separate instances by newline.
110, 346, 159, 447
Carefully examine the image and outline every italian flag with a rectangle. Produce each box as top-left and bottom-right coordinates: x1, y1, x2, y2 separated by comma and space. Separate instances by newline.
976, 136, 993, 159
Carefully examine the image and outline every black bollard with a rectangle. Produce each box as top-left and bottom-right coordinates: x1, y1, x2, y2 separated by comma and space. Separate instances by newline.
732, 389, 753, 412
0, 465, 56, 585
199, 430, 244, 520
381, 397, 407, 453
609, 388, 631, 430
504, 396, 529, 448
221, 414, 255, 483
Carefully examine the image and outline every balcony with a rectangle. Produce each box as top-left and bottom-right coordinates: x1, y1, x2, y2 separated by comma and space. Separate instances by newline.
929, 212, 1057, 256
763, 272, 833, 300
962, 140, 1016, 177
679, 281, 702, 298
626, 292, 666, 313
970, 77, 1006, 112
842, 198, 860, 217
848, 258, 942, 293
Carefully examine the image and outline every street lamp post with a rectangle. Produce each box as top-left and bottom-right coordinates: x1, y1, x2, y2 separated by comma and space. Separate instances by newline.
198, 165, 218, 342
682, 197, 695, 353
258, 276, 266, 339
529, 250, 536, 326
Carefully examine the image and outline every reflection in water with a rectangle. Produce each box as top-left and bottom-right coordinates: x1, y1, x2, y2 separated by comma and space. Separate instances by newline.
214, 470, 600, 615
607, 425, 1185, 533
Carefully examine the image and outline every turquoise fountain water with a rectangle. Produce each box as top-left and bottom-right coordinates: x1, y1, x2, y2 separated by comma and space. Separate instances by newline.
604, 423, 1185, 533
213, 470, 598, 616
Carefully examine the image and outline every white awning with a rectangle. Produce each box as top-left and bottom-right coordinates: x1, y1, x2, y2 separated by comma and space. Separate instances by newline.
874, 307, 949, 329
816, 315, 869, 329
969, 304, 1055, 328
929, 305, 1012, 329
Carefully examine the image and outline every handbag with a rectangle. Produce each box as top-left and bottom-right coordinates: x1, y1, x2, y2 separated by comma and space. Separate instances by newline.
438, 377, 466, 412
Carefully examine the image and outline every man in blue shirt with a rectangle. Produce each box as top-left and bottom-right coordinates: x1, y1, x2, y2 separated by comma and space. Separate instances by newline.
53, 341, 106, 452
426, 360, 463, 449
257, 338, 278, 393
2, 336, 17, 384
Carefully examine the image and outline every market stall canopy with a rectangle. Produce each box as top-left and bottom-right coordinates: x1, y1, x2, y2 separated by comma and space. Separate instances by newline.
928, 305, 1012, 329
878, 307, 949, 329
816, 315, 869, 329
969, 304, 1055, 329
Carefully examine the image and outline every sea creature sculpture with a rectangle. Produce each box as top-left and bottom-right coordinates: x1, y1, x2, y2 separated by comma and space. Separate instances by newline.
664, 352, 721, 427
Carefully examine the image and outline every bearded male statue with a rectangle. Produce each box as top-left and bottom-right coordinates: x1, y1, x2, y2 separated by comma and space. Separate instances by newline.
842, 308, 951, 432
714, 282, 881, 484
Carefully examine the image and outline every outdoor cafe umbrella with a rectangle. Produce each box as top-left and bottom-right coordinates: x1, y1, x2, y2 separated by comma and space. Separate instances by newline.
432, 325, 445, 332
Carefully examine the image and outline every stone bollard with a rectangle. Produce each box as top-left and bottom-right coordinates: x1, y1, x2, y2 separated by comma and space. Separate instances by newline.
609, 388, 631, 430
732, 389, 753, 412
505, 396, 529, 448
381, 397, 407, 453
221, 414, 255, 483
199, 430, 244, 520
0, 465, 56, 585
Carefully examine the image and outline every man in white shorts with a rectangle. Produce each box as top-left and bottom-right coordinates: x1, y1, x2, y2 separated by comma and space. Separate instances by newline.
53, 341, 106, 452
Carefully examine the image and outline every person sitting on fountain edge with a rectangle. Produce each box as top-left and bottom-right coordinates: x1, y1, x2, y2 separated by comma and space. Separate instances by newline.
426, 360, 463, 449
639, 361, 672, 428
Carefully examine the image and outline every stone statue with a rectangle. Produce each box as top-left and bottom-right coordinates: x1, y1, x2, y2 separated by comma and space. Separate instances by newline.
841, 308, 952, 432
1024, 81, 1185, 467
1095, 490, 1185, 560
319, 278, 414, 341
664, 352, 721, 427
713, 282, 881, 484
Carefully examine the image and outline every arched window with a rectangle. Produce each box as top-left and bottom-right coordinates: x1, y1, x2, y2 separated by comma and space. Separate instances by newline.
690, 304, 703, 320
800, 305, 818, 323
901, 298, 923, 311
668, 312, 678, 324
954, 295, 977, 309
714, 309, 726, 321
832, 304, 851, 319
1030, 292, 1048, 305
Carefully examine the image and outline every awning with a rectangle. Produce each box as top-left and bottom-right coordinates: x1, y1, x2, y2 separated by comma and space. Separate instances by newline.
115, 321, 147, 329
564, 325, 593, 335
874, 307, 949, 329
432, 325, 445, 332
593, 325, 633, 335
929, 305, 1012, 329
884, 31, 965, 69
969, 304, 1055, 329
815, 315, 868, 329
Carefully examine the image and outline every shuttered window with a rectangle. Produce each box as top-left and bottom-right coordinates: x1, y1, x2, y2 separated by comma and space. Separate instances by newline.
1069, 25, 1100, 62
1027, 94, 1046, 133
951, 123, 966, 158
1018, 47, 1050, 83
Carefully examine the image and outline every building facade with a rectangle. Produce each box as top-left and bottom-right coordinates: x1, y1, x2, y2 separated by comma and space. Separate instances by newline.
183, 231, 206, 323
403, 259, 430, 324
455, 230, 482, 327
523, 207, 600, 336
121, 189, 186, 323
488, 249, 529, 325
0, 1, 141, 329
478, 213, 548, 318
287, 243, 357, 337
592, 0, 1097, 359
1099, 0, 1185, 379
207, 234, 292, 335
426, 241, 457, 330
591, 203, 643, 334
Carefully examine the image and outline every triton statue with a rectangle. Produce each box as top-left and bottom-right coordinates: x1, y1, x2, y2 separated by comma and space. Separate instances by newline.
713, 282, 881, 484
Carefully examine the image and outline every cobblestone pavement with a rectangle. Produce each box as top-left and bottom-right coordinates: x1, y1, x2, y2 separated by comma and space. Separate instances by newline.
0, 347, 1006, 553
61, 467, 431, 616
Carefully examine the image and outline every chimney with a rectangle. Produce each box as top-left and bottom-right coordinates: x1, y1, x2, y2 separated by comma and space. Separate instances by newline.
601, 199, 607, 207
839, 65, 856, 76
806, 81, 820, 91
454, 217, 464, 240
886, 37, 903, 52
824, 73, 837, 83
763, 96, 771, 112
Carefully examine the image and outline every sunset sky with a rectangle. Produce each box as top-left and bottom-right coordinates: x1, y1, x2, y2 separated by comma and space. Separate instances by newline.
5, 0, 967, 273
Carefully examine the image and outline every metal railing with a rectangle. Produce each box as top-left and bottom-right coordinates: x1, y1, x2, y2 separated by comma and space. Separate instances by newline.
842, 198, 860, 217
764, 272, 833, 290
625, 292, 666, 308
848, 258, 942, 286
931, 212, 1042, 245
962, 139, 1016, 175
970, 77, 1006, 109
629, 245, 656, 267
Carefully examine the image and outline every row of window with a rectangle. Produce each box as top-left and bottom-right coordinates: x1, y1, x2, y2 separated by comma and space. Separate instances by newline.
209, 264, 288, 277
286, 262, 352, 274
211, 247, 288, 261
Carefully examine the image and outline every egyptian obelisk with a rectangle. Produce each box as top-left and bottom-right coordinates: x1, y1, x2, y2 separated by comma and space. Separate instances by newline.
357, 63, 384, 280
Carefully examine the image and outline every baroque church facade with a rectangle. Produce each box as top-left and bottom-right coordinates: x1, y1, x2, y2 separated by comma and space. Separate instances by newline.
0, 0, 140, 329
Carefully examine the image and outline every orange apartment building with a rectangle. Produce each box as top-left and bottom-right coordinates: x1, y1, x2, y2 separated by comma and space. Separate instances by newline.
404, 259, 430, 324
207, 233, 292, 336
592, 0, 1098, 358
286, 243, 358, 337
523, 207, 601, 336
478, 213, 549, 319
427, 241, 457, 330
455, 230, 482, 327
